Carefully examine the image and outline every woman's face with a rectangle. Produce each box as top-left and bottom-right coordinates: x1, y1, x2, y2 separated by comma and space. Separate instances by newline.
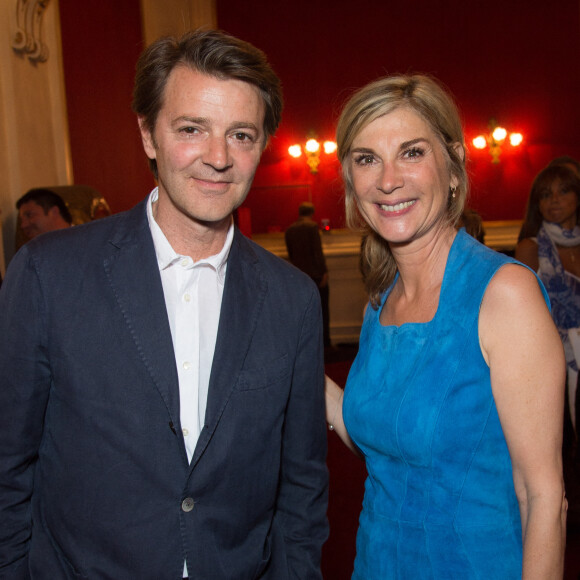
538, 178, 579, 230
348, 107, 457, 246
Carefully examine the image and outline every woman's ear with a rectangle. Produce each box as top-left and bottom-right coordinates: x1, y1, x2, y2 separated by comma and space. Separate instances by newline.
449, 142, 465, 190
452, 141, 465, 162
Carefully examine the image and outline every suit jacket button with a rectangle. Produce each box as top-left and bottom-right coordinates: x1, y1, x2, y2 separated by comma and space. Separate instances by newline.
182, 497, 195, 512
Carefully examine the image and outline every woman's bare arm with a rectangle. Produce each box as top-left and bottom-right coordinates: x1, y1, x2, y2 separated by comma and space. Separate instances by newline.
325, 374, 362, 457
479, 263, 566, 579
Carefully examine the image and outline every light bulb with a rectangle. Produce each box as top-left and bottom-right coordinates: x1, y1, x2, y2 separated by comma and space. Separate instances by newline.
323, 141, 337, 154
288, 144, 302, 158
305, 139, 320, 153
509, 133, 523, 146
472, 136, 487, 150
492, 127, 507, 142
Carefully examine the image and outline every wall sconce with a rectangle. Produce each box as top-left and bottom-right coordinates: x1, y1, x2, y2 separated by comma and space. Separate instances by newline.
472, 119, 523, 163
288, 138, 337, 173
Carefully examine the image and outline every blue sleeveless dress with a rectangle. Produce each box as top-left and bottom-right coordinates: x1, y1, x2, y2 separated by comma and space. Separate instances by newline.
343, 230, 545, 579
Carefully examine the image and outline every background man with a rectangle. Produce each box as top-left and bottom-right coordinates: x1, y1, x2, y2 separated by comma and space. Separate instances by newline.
16, 188, 72, 241
0, 29, 328, 579
285, 201, 331, 348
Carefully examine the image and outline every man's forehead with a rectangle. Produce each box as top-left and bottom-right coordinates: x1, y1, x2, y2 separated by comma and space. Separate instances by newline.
163, 66, 264, 118
19, 201, 43, 213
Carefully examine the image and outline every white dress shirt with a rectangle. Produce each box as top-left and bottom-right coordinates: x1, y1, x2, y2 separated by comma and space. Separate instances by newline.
147, 187, 233, 461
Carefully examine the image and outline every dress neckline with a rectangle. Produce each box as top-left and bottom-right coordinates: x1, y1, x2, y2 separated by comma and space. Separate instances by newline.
377, 229, 463, 330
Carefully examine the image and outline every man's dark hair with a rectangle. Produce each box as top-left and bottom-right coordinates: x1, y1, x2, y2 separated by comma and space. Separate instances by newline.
132, 28, 283, 178
298, 202, 315, 217
17, 188, 72, 224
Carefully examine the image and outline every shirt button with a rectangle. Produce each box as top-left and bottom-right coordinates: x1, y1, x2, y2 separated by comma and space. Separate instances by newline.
183, 361, 191, 371
182, 428, 189, 436
181, 497, 195, 512
183, 293, 191, 302
180, 258, 189, 267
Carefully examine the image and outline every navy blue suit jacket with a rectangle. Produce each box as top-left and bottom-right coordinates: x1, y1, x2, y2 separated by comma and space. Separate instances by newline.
0, 200, 328, 579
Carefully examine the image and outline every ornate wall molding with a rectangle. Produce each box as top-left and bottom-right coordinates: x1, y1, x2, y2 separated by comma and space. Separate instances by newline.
12, 0, 51, 63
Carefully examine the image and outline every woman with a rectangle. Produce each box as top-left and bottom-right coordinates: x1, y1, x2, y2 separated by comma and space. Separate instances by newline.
515, 165, 580, 427
326, 74, 566, 578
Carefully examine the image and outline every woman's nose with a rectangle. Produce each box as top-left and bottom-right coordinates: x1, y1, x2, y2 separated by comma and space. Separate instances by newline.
376, 163, 404, 194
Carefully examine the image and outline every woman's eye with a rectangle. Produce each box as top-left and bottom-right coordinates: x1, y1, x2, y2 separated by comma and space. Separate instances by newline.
354, 154, 374, 165
404, 147, 424, 159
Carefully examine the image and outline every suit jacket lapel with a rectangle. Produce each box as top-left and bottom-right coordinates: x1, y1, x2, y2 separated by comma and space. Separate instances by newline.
103, 202, 181, 431
191, 229, 267, 468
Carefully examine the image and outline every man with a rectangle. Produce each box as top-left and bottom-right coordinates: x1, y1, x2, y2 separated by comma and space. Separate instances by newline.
0, 30, 328, 579
285, 202, 330, 347
16, 188, 72, 241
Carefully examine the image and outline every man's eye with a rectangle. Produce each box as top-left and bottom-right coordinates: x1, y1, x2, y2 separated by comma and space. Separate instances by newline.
233, 132, 253, 142
180, 127, 199, 135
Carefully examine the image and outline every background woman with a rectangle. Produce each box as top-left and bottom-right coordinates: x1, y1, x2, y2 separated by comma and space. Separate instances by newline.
516, 164, 580, 428
326, 74, 566, 578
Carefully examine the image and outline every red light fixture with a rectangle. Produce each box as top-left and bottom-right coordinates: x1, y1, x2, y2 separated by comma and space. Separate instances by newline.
472, 119, 523, 163
288, 137, 337, 173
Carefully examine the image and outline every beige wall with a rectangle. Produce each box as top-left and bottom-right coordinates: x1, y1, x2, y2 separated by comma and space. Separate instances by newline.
0, 0, 72, 272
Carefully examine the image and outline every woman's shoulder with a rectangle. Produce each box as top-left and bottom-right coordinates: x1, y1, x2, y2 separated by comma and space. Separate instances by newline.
447, 230, 516, 286
481, 263, 549, 336
485, 262, 542, 299
479, 262, 553, 364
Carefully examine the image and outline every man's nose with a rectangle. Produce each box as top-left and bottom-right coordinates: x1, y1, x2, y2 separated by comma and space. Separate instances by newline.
202, 136, 232, 171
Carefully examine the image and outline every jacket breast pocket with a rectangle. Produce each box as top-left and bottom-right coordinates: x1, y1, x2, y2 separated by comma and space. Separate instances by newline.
235, 354, 290, 392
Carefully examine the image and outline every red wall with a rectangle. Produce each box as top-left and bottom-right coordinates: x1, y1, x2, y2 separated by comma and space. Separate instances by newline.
218, 0, 580, 230
58, 1, 580, 229
59, 0, 154, 213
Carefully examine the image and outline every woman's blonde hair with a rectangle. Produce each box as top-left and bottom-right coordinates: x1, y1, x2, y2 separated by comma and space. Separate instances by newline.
336, 74, 468, 308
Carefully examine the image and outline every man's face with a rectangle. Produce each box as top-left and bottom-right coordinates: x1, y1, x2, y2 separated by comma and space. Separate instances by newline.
19, 201, 60, 240
139, 66, 266, 233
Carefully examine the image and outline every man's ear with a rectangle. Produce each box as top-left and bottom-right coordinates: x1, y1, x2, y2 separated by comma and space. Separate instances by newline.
48, 206, 61, 220
138, 117, 157, 160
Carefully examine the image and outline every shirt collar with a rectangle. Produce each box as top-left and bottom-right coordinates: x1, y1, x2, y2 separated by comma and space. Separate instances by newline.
146, 187, 234, 282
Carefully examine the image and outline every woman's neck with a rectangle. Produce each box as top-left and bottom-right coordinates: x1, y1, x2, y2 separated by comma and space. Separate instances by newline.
380, 225, 456, 326
390, 225, 456, 300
